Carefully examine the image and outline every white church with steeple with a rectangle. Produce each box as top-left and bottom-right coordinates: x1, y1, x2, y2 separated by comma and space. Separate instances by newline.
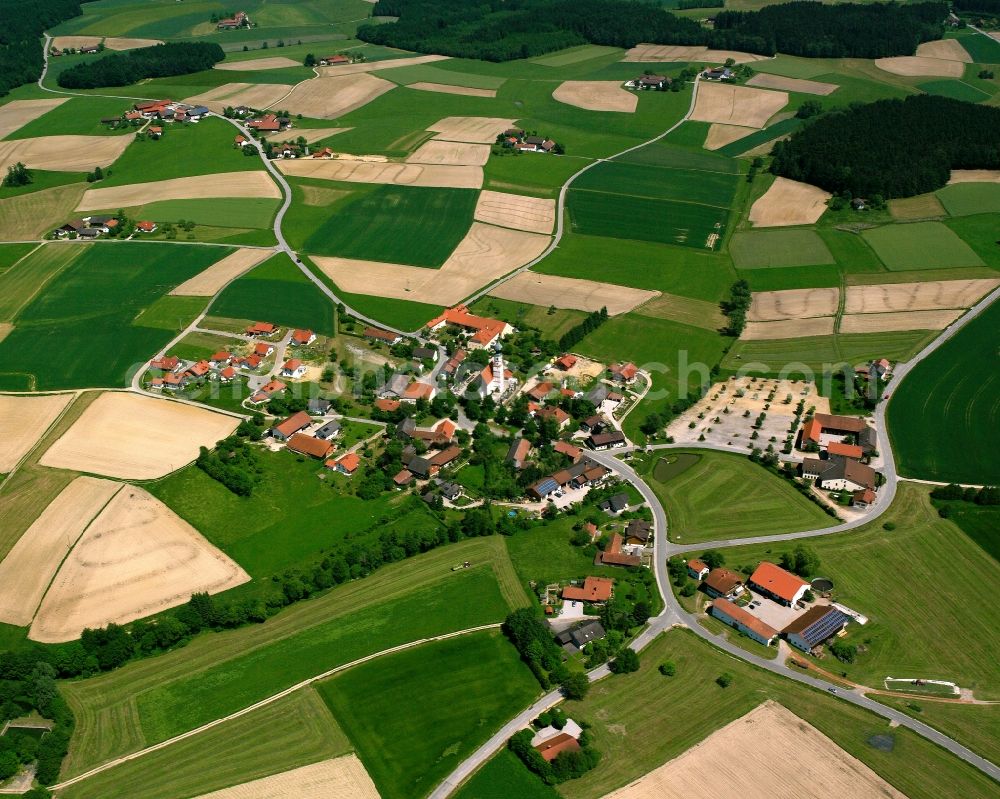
477, 342, 516, 399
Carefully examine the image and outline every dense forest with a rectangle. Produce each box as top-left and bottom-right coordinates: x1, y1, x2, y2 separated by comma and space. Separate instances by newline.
57, 41, 224, 88
0, 0, 89, 96
770, 95, 1000, 198
953, 0, 1000, 12
359, 0, 948, 61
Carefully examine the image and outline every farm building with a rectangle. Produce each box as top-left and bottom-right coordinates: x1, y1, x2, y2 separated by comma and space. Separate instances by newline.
374, 398, 400, 413
598, 533, 641, 568
554, 440, 582, 461
703, 568, 744, 600
506, 438, 532, 469
286, 433, 334, 460
562, 576, 614, 603
532, 720, 583, 761
748, 562, 809, 607
710, 598, 778, 646
687, 559, 710, 580
781, 605, 850, 652
365, 326, 402, 345
271, 411, 312, 441
588, 430, 626, 450
426, 305, 512, 349
799, 413, 877, 455
801, 456, 878, 492
528, 476, 559, 500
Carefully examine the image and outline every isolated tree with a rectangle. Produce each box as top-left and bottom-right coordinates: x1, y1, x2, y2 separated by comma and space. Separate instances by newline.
610, 648, 640, 674
561, 671, 590, 700
3, 161, 32, 187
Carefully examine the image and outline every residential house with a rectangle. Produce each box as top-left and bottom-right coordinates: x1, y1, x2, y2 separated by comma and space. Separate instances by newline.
136, 220, 157, 233
599, 534, 641, 567
281, 358, 307, 379
426, 306, 512, 349
703, 568, 744, 600
412, 346, 437, 362
710, 599, 778, 646
162, 372, 187, 391
555, 620, 606, 654
588, 430, 626, 450
383, 374, 411, 398
248, 379, 286, 405
537, 406, 570, 430
186, 360, 211, 380
308, 397, 332, 415
402, 381, 436, 403
624, 519, 652, 546
217, 10, 249, 29
563, 576, 614, 603
554, 354, 577, 370
609, 362, 638, 384
291, 329, 316, 346
149, 355, 181, 372
852, 488, 877, 508
271, 410, 312, 441
374, 398, 400, 413
440, 349, 466, 380
78, 227, 103, 239
528, 382, 554, 402
703, 67, 733, 80
393, 469, 415, 487
218, 366, 236, 383
428, 445, 461, 470
236, 353, 263, 371
687, 559, 710, 580
328, 452, 360, 476
148, 126, 162, 139
246, 321, 277, 337
365, 326, 402, 346
781, 605, 850, 653
599, 493, 629, 514
234, 135, 248, 147
748, 561, 809, 607
506, 438, 532, 469
254, 343, 275, 358
581, 414, 607, 433
286, 433, 333, 460
209, 351, 232, 368
801, 456, 877, 492
553, 440, 582, 462
314, 420, 341, 440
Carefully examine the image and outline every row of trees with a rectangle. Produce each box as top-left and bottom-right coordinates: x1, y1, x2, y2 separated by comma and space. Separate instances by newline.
0, 0, 88, 96
771, 95, 1000, 198
721, 279, 752, 337
931, 483, 999, 504
558, 306, 608, 351
57, 41, 225, 88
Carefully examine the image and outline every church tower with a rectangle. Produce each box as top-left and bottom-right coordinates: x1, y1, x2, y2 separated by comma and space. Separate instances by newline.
489, 342, 505, 395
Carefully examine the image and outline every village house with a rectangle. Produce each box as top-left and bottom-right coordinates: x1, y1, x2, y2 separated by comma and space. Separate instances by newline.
149, 355, 181, 372
562, 576, 614, 603
136, 220, 157, 233
314, 420, 341, 440
852, 488, 878, 508
440, 349, 467, 381
217, 10, 250, 29
426, 306, 512, 349
77, 227, 103, 239
626, 74, 670, 90
186, 360, 211, 380
554, 354, 577, 371
748, 561, 809, 607
553, 440, 582, 462
365, 326, 402, 346
402, 381, 437, 403
703, 567, 745, 600
687, 559, 710, 580
148, 125, 163, 139
374, 398, 401, 413
624, 519, 652, 546
598, 533, 641, 567
280, 358, 307, 379
528, 382, 554, 402
801, 456, 878, 492
308, 398, 332, 415
608, 362, 638, 385
254, 342, 275, 358
328, 452, 360, 476
703, 67, 734, 81
209, 351, 233, 368
247, 113, 288, 133
781, 605, 850, 653
412, 346, 437, 362
271, 410, 312, 441
248, 379, 286, 405
218, 366, 236, 383
710, 598, 778, 646
517, 135, 556, 153
286, 433, 334, 460
555, 620, 606, 654
537, 406, 571, 430
506, 437, 532, 469
319, 54, 351, 66
162, 371, 187, 391
289, 328, 316, 347
600, 493, 630, 514
246, 321, 278, 337
312, 147, 334, 159
588, 430, 626, 451
393, 469, 415, 487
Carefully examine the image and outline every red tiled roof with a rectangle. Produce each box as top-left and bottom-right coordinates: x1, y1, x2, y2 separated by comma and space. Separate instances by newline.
334, 452, 360, 473
529, 382, 553, 401
562, 576, 613, 603
374, 398, 400, 412
136, 220, 156, 232
246, 322, 276, 335
704, 568, 743, 595
827, 441, 863, 459
749, 561, 808, 603
435, 418, 457, 439
287, 433, 333, 459
291, 328, 314, 344
150, 355, 179, 370
365, 326, 399, 343
601, 533, 641, 567
553, 440, 582, 460
802, 417, 823, 444
555, 354, 577, 370
534, 733, 581, 762
712, 598, 778, 641
220, 366, 236, 379
429, 445, 461, 467
282, 358, 303, 372
537, 406, 569, 425
403, 382, 434, 400
273, 411, 312, 438
688, 558, 708, 574
254, 342, 272, 356
426, 305, 506, 343
210, 351, 231, 363
393, 469, 414, 485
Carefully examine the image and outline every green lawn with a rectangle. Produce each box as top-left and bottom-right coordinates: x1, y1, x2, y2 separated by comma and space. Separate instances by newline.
0, 242, 229, 390
636, 450, 834, 542
317, 629, 540, 799
470, 296, 589, 340
713, 484, 1000, 698
557, 628, 1000, 799
730, 229, 836, 269
918, 79, 992, 103
107, 197, 281, 229
935, 501, 1000, 562
61, 537, 528, 778
936, 183, 1000, 217
289, 182, 477, 266
6, 96, 138, 138
887, 297, 1000, 484
453, 749, 560, 799
861, 221, 985, 270
58, 689, 348, 799
209, 252, 335, 334
876, 697, 1000, 771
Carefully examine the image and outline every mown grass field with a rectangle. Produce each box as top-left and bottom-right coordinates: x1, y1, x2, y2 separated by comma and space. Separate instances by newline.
936, 183, 1000, 217
318, 630, 539, 799
375, 63, 507, 89
572, 161, 739, 208
209, 252, 335, 334
952, 30, 1000, 64
861, 221, 985, 270
714, 484, 1000, 698
888, 298, 1000, 484
113, 197, 281, 229
58, 688, 349, 799
0, 244, 80, 320
918, 79, 992, 103
636, 450, 834, 542
877, 697, 1000, 770
0, 242, 227, 390
61, 537, 527, 778
453, 749, 560, 799
6, 96, 138, 138
0, 243, 36, 273
291, 182, 477, 266
936, 500, 1000, 562
730, 229, 836, 269
558, 628, 1000, 799
470, 296, 588, 340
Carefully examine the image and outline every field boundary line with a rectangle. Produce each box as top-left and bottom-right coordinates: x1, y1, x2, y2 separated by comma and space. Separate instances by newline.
1, 242, 81, 321
0, 389, 81, 496
51, 623, 502, 791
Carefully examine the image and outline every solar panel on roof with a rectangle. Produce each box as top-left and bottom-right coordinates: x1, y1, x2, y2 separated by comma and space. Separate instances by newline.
801, 609, 849, 645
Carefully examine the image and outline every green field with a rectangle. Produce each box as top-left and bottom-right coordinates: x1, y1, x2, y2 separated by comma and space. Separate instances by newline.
470, 296, 589, 340
637, 450, 834, 542
209, 252, 335, 334
108, 197, 281, 230
558, 628, 1000, 799
616, 137, 740, 175
738, 263, 842, 291
0, 242, 228, 390
375, 63, 507, 89
290, 182, 477, 266
716, 117, 802, 158
0, 244, 80, 320
936, 183, 1000, 217
453, 749, 560, 799
861, 221, 985, 270
6, 96, 139, 138
59, 689, 348, 799
131, 294, 207, 329
888, 298, 1000, 484
936, 500, 1000, 562
918, 79, 992, 103
713, 484, 1000, 698
573, 161, 739, 208
61, 537, 527, 777
318, 630, 539, 799
730, 229, 836, 269
952, 30, 1000, 64
877, 697, 1000, 770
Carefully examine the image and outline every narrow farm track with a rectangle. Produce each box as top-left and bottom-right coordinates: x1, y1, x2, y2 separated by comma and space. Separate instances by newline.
50, 623, 502, 792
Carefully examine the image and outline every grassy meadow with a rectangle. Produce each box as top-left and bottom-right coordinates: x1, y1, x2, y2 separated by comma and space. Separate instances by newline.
453, 749, 560, 799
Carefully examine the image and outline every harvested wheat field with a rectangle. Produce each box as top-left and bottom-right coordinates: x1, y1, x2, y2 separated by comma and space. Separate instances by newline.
294, 127, 350, 144
77, 171, 280, 211
406, 140, 491, 166
0, 98, 67, 140
844, 278, 1000, 314
277, 158, 482, 189
601, 701, 907, 799
0, 183, 87, 240
748, 287, 839, 321
743, 317, 835, 340
319, 53, 449, 77
313, 222, 551, 305
916, 39, 972, 62
746, 73, 838, 95
215, 56, 301, 71
889, 193, 946, 220
703, 124, 750, 151
183, 82, 294, 114
748, 177, 832, 227
623, 44, 767, 64
875, 56, 964, 77
0, 477, 121, 627
30, 486, 249, 643
51, 36, 162, 51
171, 248, 275, 296
552, 81, 637, 113
840, 309, 963, 334
948, 169, 1000, 184
0, 133, 134, 173
490, 272, 657, 315
690, 82, 787, 128
279, 74, 395, 118
429, 116, 518, 144
192, 755, 379, 799
0, 393, 73, 472
409, 82, 496, 98
474, 190, 555, 234
40, 392, 239, 479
